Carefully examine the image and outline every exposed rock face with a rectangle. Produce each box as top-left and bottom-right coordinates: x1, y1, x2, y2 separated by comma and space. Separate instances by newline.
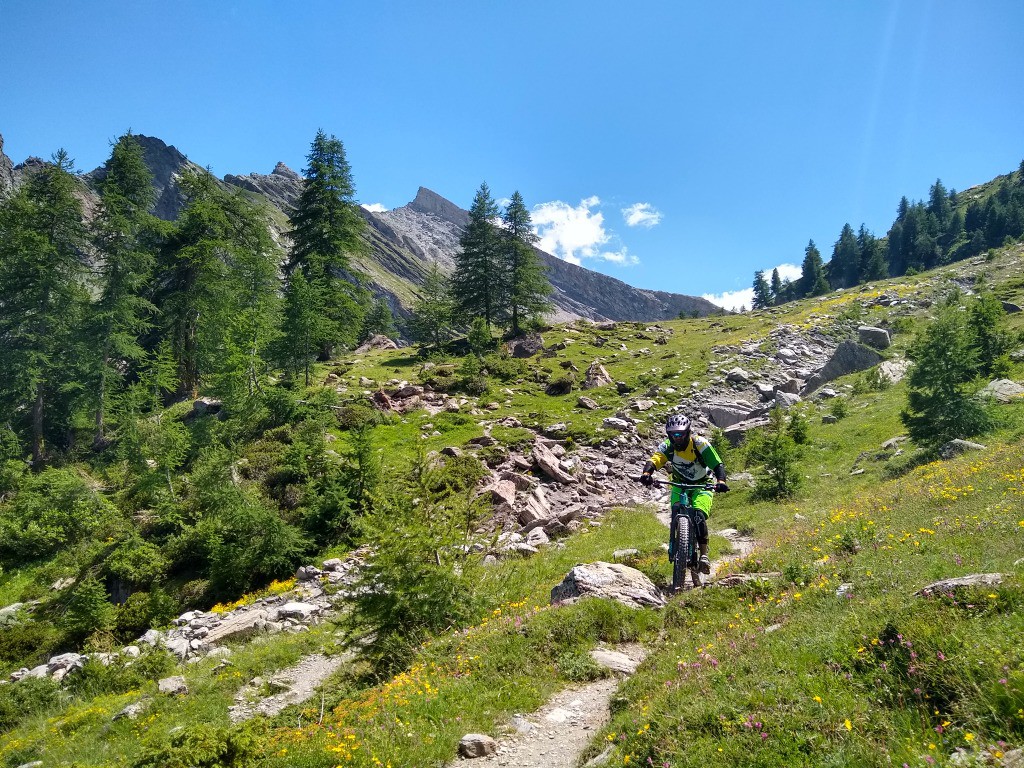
224, 162, 304, 212
915, 573, 1002, 597
803, 341, 883, 392
0, 133, 13, 199
979, 378, 1024, 403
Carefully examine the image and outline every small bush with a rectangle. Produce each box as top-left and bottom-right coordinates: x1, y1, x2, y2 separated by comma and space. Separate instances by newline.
829, 397, 849, 420
0, 675, 64, 732
557, 650, 608, 682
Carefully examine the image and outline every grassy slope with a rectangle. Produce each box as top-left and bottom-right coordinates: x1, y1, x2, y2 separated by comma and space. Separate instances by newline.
1, 249, 1023, 767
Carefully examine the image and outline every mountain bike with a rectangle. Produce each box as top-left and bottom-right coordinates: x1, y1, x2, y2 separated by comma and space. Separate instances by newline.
651, 480, 719, 592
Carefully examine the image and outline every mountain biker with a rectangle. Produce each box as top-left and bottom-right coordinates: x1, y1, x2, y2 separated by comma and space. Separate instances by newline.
639, 414, 728, 574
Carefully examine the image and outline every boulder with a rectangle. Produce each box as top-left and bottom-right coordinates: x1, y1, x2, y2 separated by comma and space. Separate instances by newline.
589, 648, 642, 675
602, 416, 633, 432
1001, 301, 1022, 314
480, 479, 517, 508
508, 334, 544, 358
583, 361, 613, 389
979, 378, 1024, 403
721, 416, 770, 446
577, 395, 600, 410
774, 392, 801, 409
354, 334, 398, 353
877, 359, 910, 384
158, 675, 189, 695
938, 439, 986, 460
803, 341, 883, 392
0, 603, 25, 626
525, 528, 550, 548
915, 573, 1003, 597
550, 562, 666, 609
275, 602, 320, 621
519, 487, 552, 525
459, 733, 497, 758
705, 402, 754, 429
725, 367, 752, 384
857, 326, 891, 349
531, 443, 577, 484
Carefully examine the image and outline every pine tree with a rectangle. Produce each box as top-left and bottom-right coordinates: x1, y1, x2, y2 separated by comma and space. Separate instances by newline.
857, 224, 887, 281
799, 240, 829, 297
409, 261, 455, 348
751, 270, 772, 309
452, 182, 503, 330
360, 296, 396, 343
157, 169, 280, 398
280, 270, 322, 386
928, 178, 951, 226
770, 268, 782, 304
500, 191, 552, 336
87, 133, 159, 445
828, 223, 860, 288
0, 150, 89, 464
287, 130, 368, 358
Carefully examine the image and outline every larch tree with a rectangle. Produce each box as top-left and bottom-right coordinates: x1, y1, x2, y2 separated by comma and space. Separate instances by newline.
409, 261, 455, 349
751, 270, 772, 309
87, 132, 160, 445
287, 130, 368, 359
500, 191, 551, 337
451, 182, 503, 330
0, 150, 89, 464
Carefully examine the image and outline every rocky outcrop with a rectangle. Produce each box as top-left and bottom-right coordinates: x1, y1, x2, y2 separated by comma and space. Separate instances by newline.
0, 133, 14, 199
915, 573, 1002, 597
857, 326, 891, 349
979, 378, 1024, 403
224, 162, 303, 212
803, 341, 883, 392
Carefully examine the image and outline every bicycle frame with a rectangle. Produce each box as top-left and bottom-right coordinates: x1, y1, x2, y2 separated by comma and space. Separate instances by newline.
649, 479, 716, 591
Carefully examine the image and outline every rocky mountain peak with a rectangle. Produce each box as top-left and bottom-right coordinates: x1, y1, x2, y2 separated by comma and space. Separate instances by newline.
223, 162, 304, 213
87, 134, 197, 221
406, 186, 469, 226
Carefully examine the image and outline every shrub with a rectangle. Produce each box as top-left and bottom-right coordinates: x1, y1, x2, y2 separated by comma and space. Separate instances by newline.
59, 575, 116, 642
829, 397, 849, 420
130, 721, 266, 768
752, 408, 802, 501
0, 619, 60, 668
786, 410, 810, 445
0, 467, 124, 566
0, 676, 64, 732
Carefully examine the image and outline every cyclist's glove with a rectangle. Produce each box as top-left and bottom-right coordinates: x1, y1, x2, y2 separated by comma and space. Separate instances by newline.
639, 473, 653, 486
715, 482, 730, 493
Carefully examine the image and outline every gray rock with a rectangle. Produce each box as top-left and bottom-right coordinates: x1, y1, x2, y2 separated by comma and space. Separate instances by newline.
978, 378, 1024, 403
0, 603, 25, 626
775, 377, 800, 394
857, 326, 891, 349
501, 543, 539, 558
275, 602, 320, 621
480, 478, 517, 508
577, 395, 600, 410
158, 675, 189, 695
550, 562, 666, 609
354, 334, 398, 353
725, 367, 752, 383
295, 565, 322, 581
705, 402, 754, 429
939, 439, 986, 460
583, 361, 613, 389
508, 334, 544, 358
525, 528, 550, 548
1001, 301, 1022, 314
774, 392, 801, 409
601, 417, 633, 432
915, 573, 1003, 597
532, 442, 577, 484
519, 486, 552, 525
804, 341, 883, 392
589, 648, 642, 675
877, 359, 910, 384
113, 700, 151, 721
722, 416, 771, 446
459, 733, 498, 758
612, 549, 639, 561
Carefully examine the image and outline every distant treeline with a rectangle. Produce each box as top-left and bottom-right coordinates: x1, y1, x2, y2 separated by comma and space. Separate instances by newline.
752, 161, 1024, 309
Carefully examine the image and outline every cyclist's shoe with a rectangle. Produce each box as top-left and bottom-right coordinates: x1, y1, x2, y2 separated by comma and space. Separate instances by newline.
698, 555, 712, 575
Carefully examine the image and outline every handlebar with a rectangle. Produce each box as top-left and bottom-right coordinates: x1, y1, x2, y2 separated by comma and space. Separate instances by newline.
637, 477, 724, 491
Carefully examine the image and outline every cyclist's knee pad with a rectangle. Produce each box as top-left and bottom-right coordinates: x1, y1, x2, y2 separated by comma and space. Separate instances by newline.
695, 510, 709, 541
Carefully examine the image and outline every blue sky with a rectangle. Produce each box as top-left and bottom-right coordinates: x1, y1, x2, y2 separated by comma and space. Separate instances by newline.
2, 1, 1022, 309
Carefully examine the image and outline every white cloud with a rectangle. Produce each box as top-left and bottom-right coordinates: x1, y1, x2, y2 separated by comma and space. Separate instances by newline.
531, 196, 637, 266
361, 202, 388, 213
622, 202, 663, 228
702, 288, 753, 313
